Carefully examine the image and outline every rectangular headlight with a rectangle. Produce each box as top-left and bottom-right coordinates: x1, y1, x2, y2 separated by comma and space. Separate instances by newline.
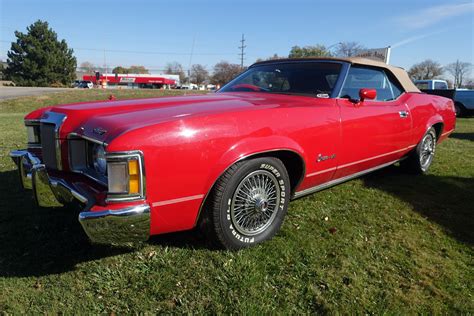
107, 162, 129, 193
26, 125, 40, 144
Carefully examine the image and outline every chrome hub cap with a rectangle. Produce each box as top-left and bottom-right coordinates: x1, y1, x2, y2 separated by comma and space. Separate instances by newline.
420, 133, 435, 170
231, 170, 281, 236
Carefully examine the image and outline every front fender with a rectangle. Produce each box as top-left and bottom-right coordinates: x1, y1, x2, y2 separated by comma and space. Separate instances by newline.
204, 135, 307, 196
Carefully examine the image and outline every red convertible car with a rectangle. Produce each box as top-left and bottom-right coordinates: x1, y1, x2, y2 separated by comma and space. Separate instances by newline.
10, 57, 456, 249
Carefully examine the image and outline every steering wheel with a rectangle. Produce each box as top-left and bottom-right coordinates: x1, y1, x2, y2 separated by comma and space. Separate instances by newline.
230, 83, 268, 92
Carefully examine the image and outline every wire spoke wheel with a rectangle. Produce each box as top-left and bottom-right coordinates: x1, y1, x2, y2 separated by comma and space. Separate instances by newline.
420, 133, 435, 169
231, 170, 281, 236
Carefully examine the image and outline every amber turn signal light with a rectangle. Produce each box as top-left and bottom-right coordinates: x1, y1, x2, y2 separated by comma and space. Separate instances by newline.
128, 159, 140, 194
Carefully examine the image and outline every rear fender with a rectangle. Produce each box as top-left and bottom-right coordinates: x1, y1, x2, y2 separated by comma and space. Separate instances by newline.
425, 114, 443, 141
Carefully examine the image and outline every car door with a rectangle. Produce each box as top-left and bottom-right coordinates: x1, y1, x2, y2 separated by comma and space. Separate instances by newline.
334, 65, 412, 179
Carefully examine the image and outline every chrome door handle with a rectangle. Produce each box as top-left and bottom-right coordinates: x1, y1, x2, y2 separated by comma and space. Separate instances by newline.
399, 111, 409, 118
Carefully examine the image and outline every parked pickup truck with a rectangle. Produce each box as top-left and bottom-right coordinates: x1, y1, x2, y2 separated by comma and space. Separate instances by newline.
414, 80, 474, 116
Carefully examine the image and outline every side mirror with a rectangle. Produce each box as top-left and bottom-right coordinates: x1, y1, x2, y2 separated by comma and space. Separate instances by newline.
359, 88, 376, 102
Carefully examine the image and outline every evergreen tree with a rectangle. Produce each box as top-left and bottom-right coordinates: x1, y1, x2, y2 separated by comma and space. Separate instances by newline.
5, 20, 77, 86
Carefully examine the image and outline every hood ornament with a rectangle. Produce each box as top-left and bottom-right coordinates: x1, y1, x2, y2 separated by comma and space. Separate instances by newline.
93, 127, 107, 136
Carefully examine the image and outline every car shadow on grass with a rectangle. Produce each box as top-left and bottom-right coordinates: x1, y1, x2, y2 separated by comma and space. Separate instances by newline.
363, 166, 474, 245
148, 229, 217, 250
0, 170, 134, 278
450, 132, 474, 142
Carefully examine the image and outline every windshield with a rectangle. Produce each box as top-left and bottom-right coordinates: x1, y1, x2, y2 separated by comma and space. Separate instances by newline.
219, 62, 342, 97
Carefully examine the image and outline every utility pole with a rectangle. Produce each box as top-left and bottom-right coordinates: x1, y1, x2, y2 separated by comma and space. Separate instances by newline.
103, 49, 107, 89
188, 35, 196, 85
238, 34, 246, 69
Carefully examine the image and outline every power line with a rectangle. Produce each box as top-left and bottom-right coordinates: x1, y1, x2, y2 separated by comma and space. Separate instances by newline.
0, 40, 236, 56
238, 34, 246, 69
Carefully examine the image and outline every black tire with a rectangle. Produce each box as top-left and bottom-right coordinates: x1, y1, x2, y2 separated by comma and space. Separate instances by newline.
454, 102, 464, 117
400, 127, 437, 174
205, 157, 290, 250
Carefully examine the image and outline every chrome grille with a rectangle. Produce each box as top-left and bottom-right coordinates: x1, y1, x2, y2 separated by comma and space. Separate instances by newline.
40, 123, 57, 169
39, 112, 67, 170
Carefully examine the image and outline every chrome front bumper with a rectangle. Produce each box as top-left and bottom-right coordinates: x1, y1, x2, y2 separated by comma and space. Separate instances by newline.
10, 149, 150, 244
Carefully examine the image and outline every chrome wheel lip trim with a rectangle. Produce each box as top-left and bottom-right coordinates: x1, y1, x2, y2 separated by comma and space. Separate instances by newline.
230, 170, 281, 236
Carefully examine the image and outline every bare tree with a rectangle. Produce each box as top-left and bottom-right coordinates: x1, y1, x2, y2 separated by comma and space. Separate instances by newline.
165, 62, 187, 84
334, 41, 365, 57
79, 61, 96, 73
445, 60, 472, 88
190, 64, 209, 86
211, 61, 243, 86
464, 78, 474, 90
408, 60, 443, 80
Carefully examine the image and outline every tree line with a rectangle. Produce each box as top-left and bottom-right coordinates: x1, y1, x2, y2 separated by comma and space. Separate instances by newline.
2, 20, 472, 88
407, 59, 472, 88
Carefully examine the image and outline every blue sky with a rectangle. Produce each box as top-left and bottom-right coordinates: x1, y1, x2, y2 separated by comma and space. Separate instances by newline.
0, 0, 473, 74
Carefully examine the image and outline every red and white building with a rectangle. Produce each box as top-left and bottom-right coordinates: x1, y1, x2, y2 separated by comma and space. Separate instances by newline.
83, 73, 178, 89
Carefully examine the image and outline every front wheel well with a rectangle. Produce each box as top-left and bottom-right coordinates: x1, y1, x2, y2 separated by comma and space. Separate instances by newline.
247, 150, 305, 194
196, 150, 305, 230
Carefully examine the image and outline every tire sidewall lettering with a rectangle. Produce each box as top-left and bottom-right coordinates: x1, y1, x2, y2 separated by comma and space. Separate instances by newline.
224, 162, 288, 244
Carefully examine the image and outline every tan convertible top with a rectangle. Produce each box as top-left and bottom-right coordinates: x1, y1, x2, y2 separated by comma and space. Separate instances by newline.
253, 57, 420, 93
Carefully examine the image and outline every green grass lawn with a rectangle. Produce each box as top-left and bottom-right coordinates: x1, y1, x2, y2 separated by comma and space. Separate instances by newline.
0, 90, 473, 313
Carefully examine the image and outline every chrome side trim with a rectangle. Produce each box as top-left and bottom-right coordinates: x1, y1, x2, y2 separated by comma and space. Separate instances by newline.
305, 145, 416, 178
79, 204, 150, 243
152, 194, 204, 207
441, 128, 454, 137
337, 145, 415, 169
293, 159, 399, 199
306, 166, 338, 178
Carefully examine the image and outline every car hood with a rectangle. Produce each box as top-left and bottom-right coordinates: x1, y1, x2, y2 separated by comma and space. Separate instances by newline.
48, 92, 313, 143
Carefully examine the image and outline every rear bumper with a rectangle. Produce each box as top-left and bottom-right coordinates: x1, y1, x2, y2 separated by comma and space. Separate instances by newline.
10, 149, 150, 244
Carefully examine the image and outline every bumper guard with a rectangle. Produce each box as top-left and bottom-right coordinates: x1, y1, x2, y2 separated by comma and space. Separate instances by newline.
10, 149, 150, 243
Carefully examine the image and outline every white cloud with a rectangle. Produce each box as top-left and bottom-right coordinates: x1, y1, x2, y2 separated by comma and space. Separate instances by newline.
396, 2, 474, 29
391, 29, 447, 48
